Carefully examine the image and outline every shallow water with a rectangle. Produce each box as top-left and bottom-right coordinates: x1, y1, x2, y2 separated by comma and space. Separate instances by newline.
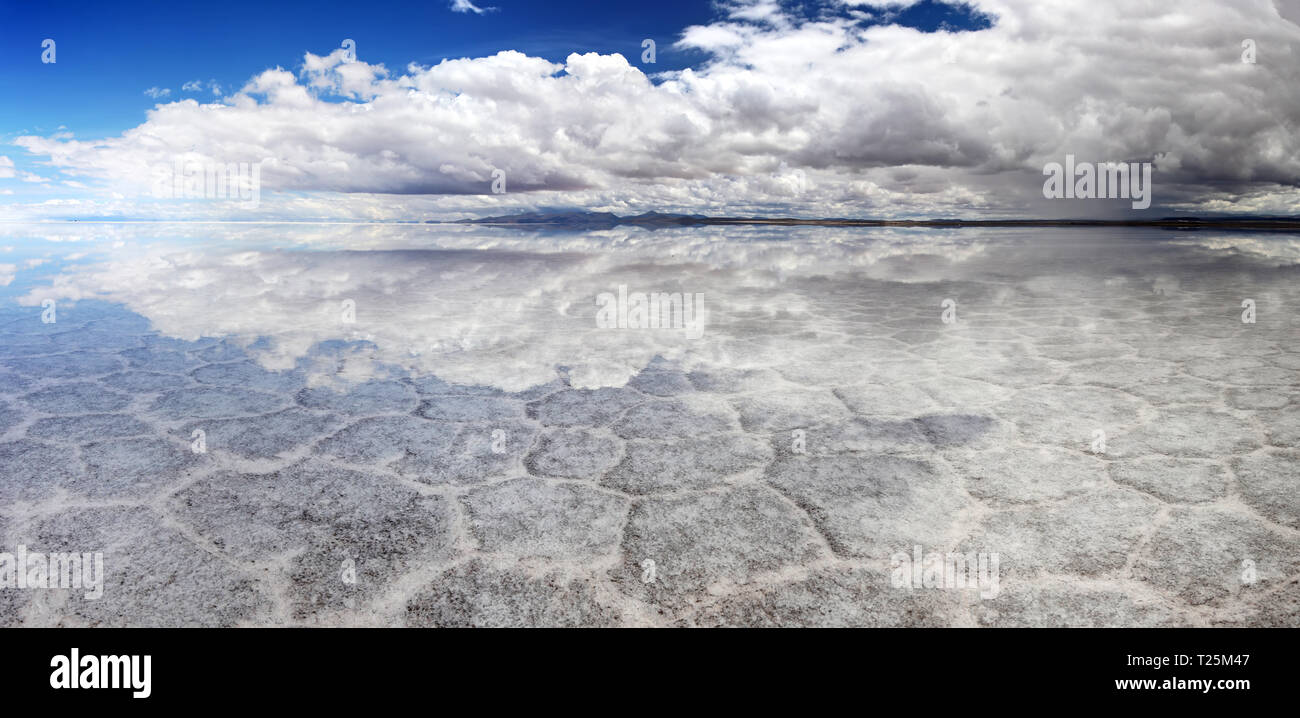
0, 222, 1296, 626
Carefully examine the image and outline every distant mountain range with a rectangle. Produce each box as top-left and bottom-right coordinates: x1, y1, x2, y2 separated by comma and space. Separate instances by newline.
448, 210, 710, 228
446, 210, 1300, 230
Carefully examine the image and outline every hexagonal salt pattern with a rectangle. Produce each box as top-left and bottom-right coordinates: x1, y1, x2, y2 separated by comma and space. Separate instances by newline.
0, 225, 1297, 628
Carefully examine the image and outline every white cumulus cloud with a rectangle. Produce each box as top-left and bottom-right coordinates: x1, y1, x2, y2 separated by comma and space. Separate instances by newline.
449, 0, 495, 15
8, 0, 1300, 220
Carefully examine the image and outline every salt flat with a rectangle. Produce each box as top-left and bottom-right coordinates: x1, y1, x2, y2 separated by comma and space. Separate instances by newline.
0, 223, 1296, 626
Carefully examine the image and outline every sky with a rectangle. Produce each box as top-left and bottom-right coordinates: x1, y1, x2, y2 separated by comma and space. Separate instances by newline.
1, 0, 1299, 221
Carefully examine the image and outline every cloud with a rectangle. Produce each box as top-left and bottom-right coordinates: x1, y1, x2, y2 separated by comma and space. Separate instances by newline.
0, 156, 13, 178
144, 87, 171, 99
1276, 0, 1300, 24
11, 0, 1300, 219
449, 0, 495, 14
183, 79, 223, 95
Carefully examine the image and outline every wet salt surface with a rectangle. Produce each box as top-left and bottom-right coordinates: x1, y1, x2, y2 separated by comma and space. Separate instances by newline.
0, 223, 1296, 626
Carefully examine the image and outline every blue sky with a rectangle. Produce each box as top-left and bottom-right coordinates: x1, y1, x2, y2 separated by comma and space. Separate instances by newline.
1, 1, 1295, 219
1, 0, 986, 135
1, 0, 720, 136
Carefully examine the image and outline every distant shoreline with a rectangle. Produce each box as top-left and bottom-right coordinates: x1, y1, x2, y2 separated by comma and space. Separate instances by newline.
454, 214, 1300, 230
6, 216, 1300, 230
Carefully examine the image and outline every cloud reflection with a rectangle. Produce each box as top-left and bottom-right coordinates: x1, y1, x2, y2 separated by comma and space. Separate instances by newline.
6, 223, 1298, 390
